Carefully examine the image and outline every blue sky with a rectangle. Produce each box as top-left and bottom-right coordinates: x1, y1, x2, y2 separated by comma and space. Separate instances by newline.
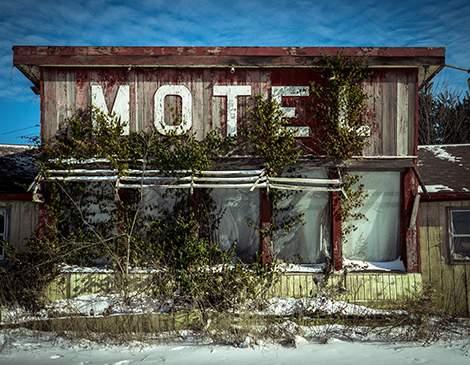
1, 0, 469, 144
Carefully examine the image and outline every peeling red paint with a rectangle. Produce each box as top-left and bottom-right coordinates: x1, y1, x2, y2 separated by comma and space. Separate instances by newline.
13, 46, 445, 70
402, 168, 420, 273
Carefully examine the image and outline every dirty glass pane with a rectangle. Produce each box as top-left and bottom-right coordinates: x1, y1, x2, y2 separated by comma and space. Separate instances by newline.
274, 169, 330, 264
343, 171, 400, 262
0, 210, 4, 235
451, 211, 470, 235
211, 188, 260, 264
0, 209, 5, 260
85, 182, 116, 224
453, 237, 470, 260
450, 210, 470, 261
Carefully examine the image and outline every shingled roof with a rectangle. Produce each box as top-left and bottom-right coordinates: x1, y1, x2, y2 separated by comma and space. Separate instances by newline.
0, 144, 38, 194
418, 144, 470, 195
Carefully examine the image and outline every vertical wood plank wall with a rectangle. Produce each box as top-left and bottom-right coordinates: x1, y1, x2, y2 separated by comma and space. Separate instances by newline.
0, 200, 39, 252
268, 272, 422, 302
46, 271, 423, 304
420, 201, 470, 316
42, 67, 416, 157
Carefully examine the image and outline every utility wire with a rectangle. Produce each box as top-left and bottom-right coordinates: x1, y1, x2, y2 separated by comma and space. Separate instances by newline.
1, 124, 40, 135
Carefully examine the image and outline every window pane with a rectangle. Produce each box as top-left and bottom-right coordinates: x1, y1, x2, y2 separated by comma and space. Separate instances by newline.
274, 169, 330, 264
343, 172, 400, 262
453, 237, 470, 260
86, 182, 115, 224
0, 212, 4, 234
0, 208, 4, 259
212, 188, 260, 263
452, 211, 470, 235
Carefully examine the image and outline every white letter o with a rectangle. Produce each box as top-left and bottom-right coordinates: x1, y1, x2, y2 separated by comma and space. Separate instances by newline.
154, 85, 192, 135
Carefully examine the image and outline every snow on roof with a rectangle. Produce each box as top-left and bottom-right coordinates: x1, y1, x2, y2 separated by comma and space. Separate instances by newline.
418, 145, 463, 163
0, 144, 38, 194
418, 144, 470, 195
0, 143, 35, 157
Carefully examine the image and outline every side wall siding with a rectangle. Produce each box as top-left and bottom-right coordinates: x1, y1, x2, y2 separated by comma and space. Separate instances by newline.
420, 200, 470, 316
0, 200, 39, 252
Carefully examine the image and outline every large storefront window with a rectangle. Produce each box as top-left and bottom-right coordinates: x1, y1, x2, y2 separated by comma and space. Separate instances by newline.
211, 188, 260, 263
274, 169, 330, 264
343, 171, 400, 262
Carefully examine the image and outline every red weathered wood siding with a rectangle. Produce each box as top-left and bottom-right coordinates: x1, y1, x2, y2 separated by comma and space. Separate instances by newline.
41, 66, 417, 157
362, 68, 418, 156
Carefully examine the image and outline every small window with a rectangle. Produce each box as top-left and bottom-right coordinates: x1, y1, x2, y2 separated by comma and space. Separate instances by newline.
448, 208, 470, 263
0, 208, 8, 260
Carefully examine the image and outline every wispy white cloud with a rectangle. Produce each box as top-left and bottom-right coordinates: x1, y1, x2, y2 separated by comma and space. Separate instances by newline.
1, 0, 470, 143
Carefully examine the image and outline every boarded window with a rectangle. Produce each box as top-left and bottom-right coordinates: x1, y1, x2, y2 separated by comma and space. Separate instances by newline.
343, 171, 401, 262
448, 208, 470, 263
274, 169, 330, 264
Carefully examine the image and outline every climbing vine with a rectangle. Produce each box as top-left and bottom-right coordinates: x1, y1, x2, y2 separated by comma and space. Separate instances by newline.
26, 52, 371, 276
310, 52, 372, 247
241, 95, 306, 243
310, 51, 372, 160
35, 107, 238, 272
242, 94, 303, 177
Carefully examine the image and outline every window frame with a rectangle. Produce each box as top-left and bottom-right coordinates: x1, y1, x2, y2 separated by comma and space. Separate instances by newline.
0, 207, 10, 261
447, 207, 470, 264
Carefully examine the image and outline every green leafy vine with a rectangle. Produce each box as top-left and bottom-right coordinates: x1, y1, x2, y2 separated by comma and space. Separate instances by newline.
310, 52, 372, 247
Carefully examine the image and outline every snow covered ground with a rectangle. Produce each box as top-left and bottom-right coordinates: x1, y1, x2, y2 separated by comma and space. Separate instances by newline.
1, 329, 469, 365
1, 294, 469, 364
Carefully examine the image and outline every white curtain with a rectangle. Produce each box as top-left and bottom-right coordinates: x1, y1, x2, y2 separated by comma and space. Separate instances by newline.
274, 169, 330, 264
211, 188, 260, 263
343, 171, 400, 262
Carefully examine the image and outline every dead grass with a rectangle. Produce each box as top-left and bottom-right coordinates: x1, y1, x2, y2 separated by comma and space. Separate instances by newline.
2, 269, 470, 349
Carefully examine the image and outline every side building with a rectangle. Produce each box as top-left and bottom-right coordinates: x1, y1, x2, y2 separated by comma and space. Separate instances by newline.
0, 144, 39, 266
418, 144, 470, 316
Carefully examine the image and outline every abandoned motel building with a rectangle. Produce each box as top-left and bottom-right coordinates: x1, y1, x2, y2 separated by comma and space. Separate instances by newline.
2, 46, 470, 314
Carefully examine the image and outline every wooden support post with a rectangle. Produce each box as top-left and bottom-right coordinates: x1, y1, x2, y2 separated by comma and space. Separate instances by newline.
190, 188, 201, 233
260, 188, 271, 265
331, 190, 342, 271
402, 167, 420, 273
